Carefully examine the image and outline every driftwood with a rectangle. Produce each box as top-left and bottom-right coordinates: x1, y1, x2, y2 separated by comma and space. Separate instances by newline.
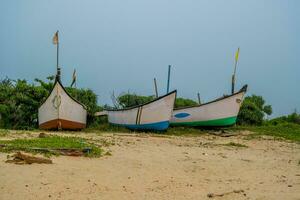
5, 152, 52, 164
207, 189, 245, 198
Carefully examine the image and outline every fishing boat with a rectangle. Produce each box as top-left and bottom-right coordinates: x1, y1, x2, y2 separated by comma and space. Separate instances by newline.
170, 85, 247, 127
38, 31, 87, 130
38, 78, 87, 130
106, 90, 177, 131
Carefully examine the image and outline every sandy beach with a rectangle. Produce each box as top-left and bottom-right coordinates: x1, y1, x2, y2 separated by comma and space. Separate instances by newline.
0, 131, 299, 200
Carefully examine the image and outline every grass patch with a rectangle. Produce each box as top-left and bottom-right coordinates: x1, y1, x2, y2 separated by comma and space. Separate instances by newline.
84, 123, 130, 134
227, 123, 300, 142
85, 123, 207, 137
223, 142, 248, 148
0, 129, 9, 137
0, 136, 102, 157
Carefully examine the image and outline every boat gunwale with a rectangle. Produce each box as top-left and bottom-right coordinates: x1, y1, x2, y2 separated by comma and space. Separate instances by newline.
38, 78, 87, 110
174, 85, 247, 111
106, 90, 177, 112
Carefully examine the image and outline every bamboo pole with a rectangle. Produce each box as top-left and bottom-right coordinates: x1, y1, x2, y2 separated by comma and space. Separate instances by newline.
154, 78, 158, 98
197, 92, 201, 105
167, 65, 171, 94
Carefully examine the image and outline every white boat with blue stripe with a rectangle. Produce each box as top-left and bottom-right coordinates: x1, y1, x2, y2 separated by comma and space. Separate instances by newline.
106, 90, 177, 131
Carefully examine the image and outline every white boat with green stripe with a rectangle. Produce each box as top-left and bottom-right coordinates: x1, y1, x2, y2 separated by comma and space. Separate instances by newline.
170, 85, 247, 127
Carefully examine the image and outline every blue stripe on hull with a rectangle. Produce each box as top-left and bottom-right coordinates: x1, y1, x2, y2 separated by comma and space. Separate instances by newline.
111, 121, 170, 131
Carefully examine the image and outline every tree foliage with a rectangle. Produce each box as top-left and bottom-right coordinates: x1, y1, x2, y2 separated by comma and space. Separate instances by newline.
267, 111, 300, 125
0, 78, 48, 129
117, 94, 155, 108
174, 97, 198, 108
0, 77, 101, 129
237, 95, 272, 125
116, 93, 198, 109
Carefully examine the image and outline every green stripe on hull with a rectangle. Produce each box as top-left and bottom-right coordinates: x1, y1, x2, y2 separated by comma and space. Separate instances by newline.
171, 116, 237, 127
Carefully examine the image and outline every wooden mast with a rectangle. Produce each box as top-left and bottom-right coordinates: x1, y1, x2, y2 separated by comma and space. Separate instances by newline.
56, 31, 61, 82
197, 92, 201, 105
167, 65, 171, 94
154, 78, 158, 98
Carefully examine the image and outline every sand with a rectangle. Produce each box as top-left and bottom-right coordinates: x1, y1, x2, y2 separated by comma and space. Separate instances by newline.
0, 131, 299, 200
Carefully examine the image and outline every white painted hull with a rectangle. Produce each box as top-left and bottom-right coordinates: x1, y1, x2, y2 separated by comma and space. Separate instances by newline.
38, 81, 87, 129
171, 86, 247, 126
107, 90, 177, 131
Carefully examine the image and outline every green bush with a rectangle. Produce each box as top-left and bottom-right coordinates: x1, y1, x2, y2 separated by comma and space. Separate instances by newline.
116, 93, 198, 109
174, 97, 198, 108
266, 111, 300, 125
117, 94, 155, 108
0, 78, 48, 129
237, 95, 272, 125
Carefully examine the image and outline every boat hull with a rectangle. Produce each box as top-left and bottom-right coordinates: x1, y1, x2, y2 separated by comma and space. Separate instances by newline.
171, 87, 246, 127
38, 81, 87, 130
171, 116, 237, 127
39, 119, 86, 130
107, 91, 176, 131
112, 121, 170, 131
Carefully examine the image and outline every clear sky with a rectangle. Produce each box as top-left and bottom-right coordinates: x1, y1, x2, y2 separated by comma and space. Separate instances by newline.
0, 0, 299, 117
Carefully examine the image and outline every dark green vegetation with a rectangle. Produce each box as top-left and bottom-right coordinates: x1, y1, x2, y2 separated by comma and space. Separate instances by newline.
0, 136, 102, 157
0, 129, 9, 137
0, 77, 101, 129
117, 93, 155, 108
267, 111, 300, 125
115, 93, 198, 109
174, 97, 198, 108
228, 123, 300, 142
237, 95, 272, 125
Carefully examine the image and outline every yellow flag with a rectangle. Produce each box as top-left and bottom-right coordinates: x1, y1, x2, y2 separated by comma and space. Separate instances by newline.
52, 31, 59, 45
235, 47, 240, 62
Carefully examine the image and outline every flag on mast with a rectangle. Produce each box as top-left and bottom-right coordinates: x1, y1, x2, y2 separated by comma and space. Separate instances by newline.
232, 47, 240, 94
71, 69, 76, 87
53, 31, 59, 45
235, 47, 240, 63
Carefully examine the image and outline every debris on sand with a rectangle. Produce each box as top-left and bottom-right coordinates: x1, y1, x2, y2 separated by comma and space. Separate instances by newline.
38, 132, 48, 138
207, 189, 246, 198
5, 152, 52, 164
210, 130, 239, 137
30, 147, 91, 156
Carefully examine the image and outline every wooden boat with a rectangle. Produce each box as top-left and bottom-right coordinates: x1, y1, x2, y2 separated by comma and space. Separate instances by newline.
106, 90, 177, 131
38, 79, 87, 130
170, 85, 247, 127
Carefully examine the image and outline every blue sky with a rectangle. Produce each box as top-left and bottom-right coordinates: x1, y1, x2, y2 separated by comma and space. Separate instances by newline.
0, 0, 299, 117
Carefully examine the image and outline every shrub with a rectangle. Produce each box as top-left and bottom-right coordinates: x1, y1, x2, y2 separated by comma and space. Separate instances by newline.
117, 94, 155, 108
116, 93, 198, 109
266, 111, 300, 125
174, 97, 198, 108
237, 95, 272, 125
